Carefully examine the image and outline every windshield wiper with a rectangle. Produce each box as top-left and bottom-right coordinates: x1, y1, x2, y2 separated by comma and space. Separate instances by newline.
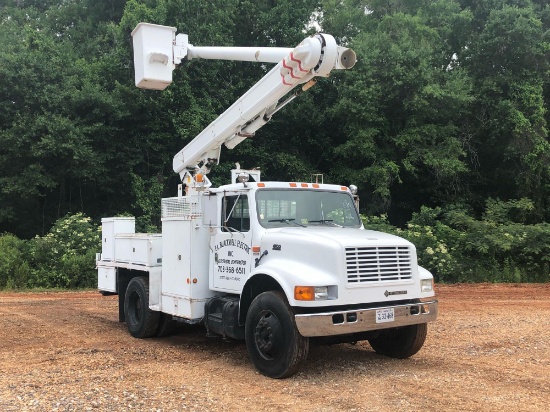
307, 219, 343, 227
268, 218, 306, 227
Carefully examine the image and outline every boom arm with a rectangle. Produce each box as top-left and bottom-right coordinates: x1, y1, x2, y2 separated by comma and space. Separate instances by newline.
131, 23, 356, 180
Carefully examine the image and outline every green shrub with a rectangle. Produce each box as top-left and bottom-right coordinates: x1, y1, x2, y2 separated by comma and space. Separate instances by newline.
29, 252, 97, 289
0, 234, 32, 289
28, 213, 100, 289
1, 213, 101, 290
443, 201, 550, 282
362, 199, 550, 283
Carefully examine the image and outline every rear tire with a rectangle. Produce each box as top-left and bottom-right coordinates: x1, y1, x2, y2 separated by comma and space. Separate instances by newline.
368, 323, 428, 358
124, 276, 160, 338
245, 291, 309, 378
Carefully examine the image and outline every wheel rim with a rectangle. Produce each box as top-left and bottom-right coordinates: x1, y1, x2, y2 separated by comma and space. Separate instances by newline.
253, 310, 284, 361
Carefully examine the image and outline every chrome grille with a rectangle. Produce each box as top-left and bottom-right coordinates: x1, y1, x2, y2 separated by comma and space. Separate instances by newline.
346, 246, 412, 283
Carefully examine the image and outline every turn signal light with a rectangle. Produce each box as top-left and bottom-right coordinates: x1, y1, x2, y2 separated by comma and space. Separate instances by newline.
294, 286, 315, 301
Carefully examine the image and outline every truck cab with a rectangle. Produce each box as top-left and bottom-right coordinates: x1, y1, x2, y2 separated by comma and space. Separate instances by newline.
203, 177, 437, 338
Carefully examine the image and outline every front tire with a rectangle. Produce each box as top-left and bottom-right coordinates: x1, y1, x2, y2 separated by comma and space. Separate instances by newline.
245, 291, 309, 379
124, 276, 160, 338
368, 323, 428, 358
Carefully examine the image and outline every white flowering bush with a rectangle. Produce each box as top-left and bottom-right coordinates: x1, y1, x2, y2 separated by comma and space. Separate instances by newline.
398, 222, 457, 282
362, 211, 457, 281
43, 213, 99, 257
29, 213, 100, 288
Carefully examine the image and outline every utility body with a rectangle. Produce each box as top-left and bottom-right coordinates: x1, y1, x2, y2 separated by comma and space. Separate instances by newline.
97, 23, 438, 378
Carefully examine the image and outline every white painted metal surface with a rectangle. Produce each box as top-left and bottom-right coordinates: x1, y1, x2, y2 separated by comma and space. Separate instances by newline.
131, 23, 176, 90
114, 233, 162, 266
160, 217, 215, 320
97, 266, 116, 292
101, 217, 135, 261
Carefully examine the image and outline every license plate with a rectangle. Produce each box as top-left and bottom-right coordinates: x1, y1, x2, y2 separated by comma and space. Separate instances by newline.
376, 308, 395, 323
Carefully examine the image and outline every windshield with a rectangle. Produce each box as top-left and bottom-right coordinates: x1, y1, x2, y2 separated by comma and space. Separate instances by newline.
256, 189, 361, 228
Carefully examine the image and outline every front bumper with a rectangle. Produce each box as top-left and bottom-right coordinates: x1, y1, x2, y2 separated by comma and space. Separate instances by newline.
294, 300, 438, 337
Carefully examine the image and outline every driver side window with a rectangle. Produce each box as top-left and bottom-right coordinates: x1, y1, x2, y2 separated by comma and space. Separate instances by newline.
222, 195, 250, 232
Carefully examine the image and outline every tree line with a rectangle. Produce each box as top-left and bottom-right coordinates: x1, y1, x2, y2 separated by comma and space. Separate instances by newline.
1, 0, 549, 285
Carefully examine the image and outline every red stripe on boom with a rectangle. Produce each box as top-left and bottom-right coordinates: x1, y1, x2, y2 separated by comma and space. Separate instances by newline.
282, 59, 300, 79
289, 52, 309, 73
280, 73, 292, 86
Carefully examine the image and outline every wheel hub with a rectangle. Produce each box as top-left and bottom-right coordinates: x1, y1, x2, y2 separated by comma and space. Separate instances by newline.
254, 311, 282, 360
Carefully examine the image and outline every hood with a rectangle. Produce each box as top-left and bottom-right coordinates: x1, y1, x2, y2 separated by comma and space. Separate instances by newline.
261, 226, 413, 249
255, 226, 417, 296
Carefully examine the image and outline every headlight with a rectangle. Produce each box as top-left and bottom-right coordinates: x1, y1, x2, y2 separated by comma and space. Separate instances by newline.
314, 286, 328, 300
421, 278, 434, 293
294, 286, 331, 301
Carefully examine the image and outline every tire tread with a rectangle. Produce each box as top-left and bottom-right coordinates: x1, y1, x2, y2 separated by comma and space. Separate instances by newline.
124, 276, 160, 339
368, 323, 428, 359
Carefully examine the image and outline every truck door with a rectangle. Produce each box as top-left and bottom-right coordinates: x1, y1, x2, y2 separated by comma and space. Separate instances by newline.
210, 191, 252, 292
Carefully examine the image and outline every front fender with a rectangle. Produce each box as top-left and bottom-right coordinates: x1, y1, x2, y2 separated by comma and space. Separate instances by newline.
418, 265, 434, 280
238, 258, 337, 324
254, 258, 336, 304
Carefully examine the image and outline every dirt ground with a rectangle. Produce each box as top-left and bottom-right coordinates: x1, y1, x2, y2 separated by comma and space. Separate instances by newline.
0, 284, 548, 412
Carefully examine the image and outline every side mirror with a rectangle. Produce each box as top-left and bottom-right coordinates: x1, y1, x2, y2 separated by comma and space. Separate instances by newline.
201, 192, 218, 232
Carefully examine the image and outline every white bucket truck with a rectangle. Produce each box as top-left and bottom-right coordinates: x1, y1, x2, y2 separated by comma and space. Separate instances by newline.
97, 23, 438, 378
